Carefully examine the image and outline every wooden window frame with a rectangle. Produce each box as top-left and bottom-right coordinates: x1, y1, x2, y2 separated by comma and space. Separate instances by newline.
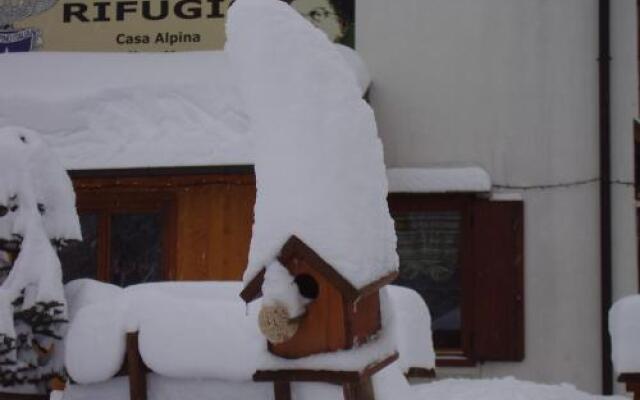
70, 167, 257, 283
388, 193, 476, 366
388, 193, 524, 367
74, 190, 178, 283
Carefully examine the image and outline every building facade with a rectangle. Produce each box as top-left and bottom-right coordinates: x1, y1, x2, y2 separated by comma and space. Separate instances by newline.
1, 0, 638, 395
357, 0, 638, 393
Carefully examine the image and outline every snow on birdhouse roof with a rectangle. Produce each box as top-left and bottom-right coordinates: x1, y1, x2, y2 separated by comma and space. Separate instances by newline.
227, 0, 398, 290
0, 48, 370, 171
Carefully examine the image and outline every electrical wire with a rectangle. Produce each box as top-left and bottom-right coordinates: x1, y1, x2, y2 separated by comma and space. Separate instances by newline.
492, 177, 634, 191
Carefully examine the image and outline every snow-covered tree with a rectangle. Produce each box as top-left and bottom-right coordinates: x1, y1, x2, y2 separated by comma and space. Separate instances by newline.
0, 127, 80, 393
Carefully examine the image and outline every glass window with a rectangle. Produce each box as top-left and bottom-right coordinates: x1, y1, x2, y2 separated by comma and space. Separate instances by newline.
110, 213, 162, 287
392, 210, 462, 349
57, 191, 173, 288
58, 213, 98, 283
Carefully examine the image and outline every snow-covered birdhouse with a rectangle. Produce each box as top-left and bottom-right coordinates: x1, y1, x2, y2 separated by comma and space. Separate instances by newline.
241, 236, 398, 359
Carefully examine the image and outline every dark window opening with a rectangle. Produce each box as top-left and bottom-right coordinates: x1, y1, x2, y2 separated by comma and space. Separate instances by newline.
58, 191, 175, 288
393, 210, 462, 350
58, 214, 98, 283
389, 194, 524, 366
110, 213, 163, 287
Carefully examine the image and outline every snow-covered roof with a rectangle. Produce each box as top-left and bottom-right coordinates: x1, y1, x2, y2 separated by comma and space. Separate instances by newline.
0, 54, 490, 197
0, 48, 370, 171
387, 166, 492, 194
0, 51, 250, 170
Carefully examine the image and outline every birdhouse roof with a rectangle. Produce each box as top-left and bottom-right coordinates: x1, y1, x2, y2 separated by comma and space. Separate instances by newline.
240, 236, 397, 304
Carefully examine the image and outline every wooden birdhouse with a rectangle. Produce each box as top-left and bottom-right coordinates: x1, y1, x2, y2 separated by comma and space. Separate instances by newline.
240, 235, 398, 359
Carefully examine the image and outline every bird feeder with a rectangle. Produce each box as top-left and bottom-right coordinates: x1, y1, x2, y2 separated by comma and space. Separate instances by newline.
240, 235, 399, 400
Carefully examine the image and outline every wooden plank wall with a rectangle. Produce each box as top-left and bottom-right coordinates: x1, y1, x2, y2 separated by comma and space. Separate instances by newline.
175, 183, 255, 281
72, 172, 256, 283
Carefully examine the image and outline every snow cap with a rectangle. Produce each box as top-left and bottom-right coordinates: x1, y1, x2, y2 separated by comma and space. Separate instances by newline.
226, 0, 398, 290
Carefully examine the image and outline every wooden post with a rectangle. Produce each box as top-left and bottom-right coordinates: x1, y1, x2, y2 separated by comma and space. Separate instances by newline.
619, 374, 640, 400
126, 332, 147, 400
629, 383, 640, 400
0, 394, 50, 400
342, 377, 374, 400
273, 381, 291, 400
254, 353, 398, 400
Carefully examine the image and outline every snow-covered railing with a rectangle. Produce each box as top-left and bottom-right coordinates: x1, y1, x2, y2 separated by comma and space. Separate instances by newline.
62, 280, 435, 399
609, 295, 640, 400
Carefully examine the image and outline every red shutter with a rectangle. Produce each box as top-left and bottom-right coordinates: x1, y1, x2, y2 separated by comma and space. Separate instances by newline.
471, 200, 524, 361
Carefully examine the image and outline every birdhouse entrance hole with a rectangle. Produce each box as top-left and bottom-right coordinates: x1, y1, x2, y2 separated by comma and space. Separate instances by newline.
294, 274, 319, 300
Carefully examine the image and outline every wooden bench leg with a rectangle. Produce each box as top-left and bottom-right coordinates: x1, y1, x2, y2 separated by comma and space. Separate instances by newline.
127, 332, 147, 400
343, 377, 374, 400
274, 381, 291, 400
629, 384, 640, 400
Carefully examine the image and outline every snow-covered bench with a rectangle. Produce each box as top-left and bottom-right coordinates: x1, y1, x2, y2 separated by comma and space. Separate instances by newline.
609, 295, 640, 400
62, 280, 435, 400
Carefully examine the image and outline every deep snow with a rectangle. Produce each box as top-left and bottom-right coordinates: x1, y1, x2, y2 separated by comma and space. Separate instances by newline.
56, 375, 629, 400
387, 167, 491, 193
226, 0, 398, 290
0, 47, 369, 171
63, 280, 434, 384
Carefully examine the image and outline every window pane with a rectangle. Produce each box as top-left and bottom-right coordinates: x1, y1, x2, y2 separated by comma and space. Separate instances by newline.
392, 211, 462, 348
110, 213, 162, 287
58, 214, 98, 283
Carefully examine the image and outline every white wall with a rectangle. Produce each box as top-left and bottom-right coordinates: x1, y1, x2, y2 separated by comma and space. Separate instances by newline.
357, 0, 604, 393
611, 0, 639, 394
611, 1, 638, 300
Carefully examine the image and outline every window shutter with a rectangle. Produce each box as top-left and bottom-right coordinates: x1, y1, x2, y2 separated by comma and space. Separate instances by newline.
471, 200, 524, 361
